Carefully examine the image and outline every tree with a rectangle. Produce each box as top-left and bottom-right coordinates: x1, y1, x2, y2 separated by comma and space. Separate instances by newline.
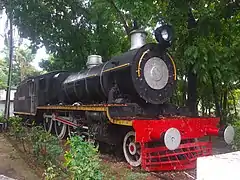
2, 0, 240, 124
1, 0, 158, 72
156, 0, 240, 121
0, 58, 8, 89
1, 44, 40, 87
14, 46, 38, 81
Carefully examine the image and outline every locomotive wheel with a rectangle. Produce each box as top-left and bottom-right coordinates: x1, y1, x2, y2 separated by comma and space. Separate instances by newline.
67, 113, 79, 137
54, 121, 68, 139
43, 113, 53, 133
68, 125, 81, 137
68, 126, 74, 137
78, 132, 100, 150
123, 131, 141, 167
88, 137, 100, 150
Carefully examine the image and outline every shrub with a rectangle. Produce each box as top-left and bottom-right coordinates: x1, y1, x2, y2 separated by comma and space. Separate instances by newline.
0, 116, 7, 131
64, 135, 103, 180
7, 116, 29, 151
43, 162, 63, 180
8, 116, 23, 136
29, 126, 63, 166
7, 117, 103, 179
0, 116, 6, 123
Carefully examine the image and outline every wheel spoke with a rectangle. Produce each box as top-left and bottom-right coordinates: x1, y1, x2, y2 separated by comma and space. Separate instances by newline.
54, 120, 67, 139
43, 114, 53, 133
129, 136, 134, 143
137, 149, 141, 155
134, 154, 139, 161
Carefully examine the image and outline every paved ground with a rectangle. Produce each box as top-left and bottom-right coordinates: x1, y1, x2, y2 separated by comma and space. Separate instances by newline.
211, 136, 233, 154
0, 134, 39, 180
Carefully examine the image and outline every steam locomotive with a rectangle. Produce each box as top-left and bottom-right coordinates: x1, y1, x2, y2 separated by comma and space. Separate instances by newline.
13, 22, 235, 171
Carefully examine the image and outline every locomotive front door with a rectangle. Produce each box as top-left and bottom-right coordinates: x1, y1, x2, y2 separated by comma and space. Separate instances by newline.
29, 80, 36, 114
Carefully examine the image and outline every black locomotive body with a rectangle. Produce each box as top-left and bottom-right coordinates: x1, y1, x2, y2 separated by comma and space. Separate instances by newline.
14, 71, 69, 114
13, 23, 235, 171
14, 42, 177, 117
63, 43, 176, 105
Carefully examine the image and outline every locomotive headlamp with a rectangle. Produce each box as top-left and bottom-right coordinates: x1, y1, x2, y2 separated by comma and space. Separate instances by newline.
154, 23, 173, 48
161, 29, 169, 40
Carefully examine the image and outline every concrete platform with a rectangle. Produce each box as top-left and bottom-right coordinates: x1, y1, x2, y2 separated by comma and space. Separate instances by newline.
197, 151, 240, 180
0, 175, 16, 180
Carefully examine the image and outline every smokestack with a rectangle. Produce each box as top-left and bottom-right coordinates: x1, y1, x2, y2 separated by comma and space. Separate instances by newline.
129, 29, 147, 50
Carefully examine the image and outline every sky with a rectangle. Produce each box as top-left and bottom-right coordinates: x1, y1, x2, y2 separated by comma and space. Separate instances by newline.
0, 11, 48, 71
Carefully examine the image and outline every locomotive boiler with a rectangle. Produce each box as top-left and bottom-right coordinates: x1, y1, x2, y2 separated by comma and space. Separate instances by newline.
13, 22, 235, 172
62, 28, 176, 106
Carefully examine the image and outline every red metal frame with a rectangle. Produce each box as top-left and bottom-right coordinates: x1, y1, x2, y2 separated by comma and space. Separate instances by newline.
132, 117, 220, 171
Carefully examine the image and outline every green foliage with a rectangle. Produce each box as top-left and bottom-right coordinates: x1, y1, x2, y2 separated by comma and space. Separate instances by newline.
8, 116, 30, 152
2, 0, 240, 121
14, 46, 40, 81
7, 116, 63, 179
232, 120, 240, 151
43, 162, 62, 180
6, 118, 150, 180
0, 44, 41, 87
0, 58, 8, 89
29, 126, 63, 166
8, 116, 25, 138
0, 116, 7, 123
2, 0, 158, 72
64, 135, 103, 180
126, 172, 148, 180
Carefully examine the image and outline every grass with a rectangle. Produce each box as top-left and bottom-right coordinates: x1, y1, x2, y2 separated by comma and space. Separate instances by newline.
100, 160, 149, 180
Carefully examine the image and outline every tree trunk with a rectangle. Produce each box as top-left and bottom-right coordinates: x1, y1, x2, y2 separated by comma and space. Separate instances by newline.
182, 76, 187, 106
172, 89, 179, 106
108, 0, 131, 36
222, 89, 228, 119
220, 92, 223, 112
187, 66, 198, 116
209, 71, 222, 124
231, 92, 237, 115
201, 98, 205, 116
186, 7, 198, 116
182, 90, 186, 106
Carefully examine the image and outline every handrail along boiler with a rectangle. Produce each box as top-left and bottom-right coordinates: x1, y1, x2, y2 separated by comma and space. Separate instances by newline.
13, 22, 235, 171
